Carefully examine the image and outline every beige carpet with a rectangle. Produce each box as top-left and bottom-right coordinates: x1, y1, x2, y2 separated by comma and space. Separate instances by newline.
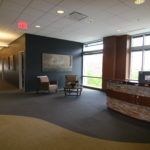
0, 115, 149, 150
0, 80, 19, 93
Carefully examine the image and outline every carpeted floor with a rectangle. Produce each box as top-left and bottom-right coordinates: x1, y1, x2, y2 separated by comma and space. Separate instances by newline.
0, 89, 150, 143
0, 115, 150, 150
0, 80, 19, 93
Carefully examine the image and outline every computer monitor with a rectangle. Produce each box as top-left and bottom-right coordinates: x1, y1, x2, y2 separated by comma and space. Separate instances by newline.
138, 71, 150, 83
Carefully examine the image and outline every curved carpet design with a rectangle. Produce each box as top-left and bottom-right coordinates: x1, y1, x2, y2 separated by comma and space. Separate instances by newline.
0, 115, 150, 150
0, 90, 150, 143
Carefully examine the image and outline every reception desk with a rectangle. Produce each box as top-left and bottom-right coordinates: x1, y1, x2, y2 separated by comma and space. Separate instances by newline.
106, 80, 150, 122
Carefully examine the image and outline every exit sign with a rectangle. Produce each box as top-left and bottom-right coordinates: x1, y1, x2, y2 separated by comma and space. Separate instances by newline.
17, 21, 28, 30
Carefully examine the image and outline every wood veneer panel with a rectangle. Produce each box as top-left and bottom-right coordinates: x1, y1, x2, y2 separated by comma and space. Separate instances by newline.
102, 36, 117, 89
115, 35, 131, 80
0, 35, 25, 87
106, 89, 150, 107
102, 35, 131, 90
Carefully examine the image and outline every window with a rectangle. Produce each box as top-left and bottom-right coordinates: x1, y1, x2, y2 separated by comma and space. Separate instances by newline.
144, 35, 150, 46
130, 34, 150, 80
83, 77, 102, 88
84, 41, 103, 52
143, 50, 150, 71
131, 36, 143, 47
83, 54, 102, 77
130, 51, 142, 80
83, 41, 103, 88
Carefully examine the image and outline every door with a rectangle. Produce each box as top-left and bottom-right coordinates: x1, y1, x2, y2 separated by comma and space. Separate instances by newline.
19, 52, 25, 90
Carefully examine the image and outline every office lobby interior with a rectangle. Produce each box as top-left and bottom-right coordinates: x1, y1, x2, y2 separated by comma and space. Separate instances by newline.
0, 0, 150, 150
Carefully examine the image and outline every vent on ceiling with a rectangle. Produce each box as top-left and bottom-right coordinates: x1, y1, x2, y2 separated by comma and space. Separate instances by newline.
68, 11, 88, 21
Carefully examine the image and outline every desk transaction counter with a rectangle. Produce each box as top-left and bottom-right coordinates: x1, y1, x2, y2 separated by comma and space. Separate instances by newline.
106, 80, 150, 122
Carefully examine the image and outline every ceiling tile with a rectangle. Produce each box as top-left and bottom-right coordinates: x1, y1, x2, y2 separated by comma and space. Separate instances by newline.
0, 11, 19, 24
0, 0, 150, 44
106, 3, 132, 16
0, 1, 25, 13
29, 0, 61, 12
7, 0, 32, 6
16, 14, 39, 24
23, 7, 45, 17
57, 0, 87, 10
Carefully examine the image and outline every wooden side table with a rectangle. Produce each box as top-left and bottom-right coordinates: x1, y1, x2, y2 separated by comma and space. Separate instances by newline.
64, 85, 82, 96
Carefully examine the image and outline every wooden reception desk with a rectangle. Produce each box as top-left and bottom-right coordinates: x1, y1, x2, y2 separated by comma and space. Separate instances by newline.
106, 80, 150, 122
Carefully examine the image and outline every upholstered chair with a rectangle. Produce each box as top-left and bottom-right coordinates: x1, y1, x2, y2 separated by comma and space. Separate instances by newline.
37, 76, 58, 93
65, 75, 79, 86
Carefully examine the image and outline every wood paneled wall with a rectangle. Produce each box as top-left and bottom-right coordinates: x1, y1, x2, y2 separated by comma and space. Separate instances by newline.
102, 35, 131, 89
0, 35, 25, 87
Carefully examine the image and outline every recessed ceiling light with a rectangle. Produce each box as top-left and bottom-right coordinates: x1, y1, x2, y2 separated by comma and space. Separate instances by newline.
117, 29, 121, 32
134, 0, 145, 5
57, 10, 64, 14
35, 25, 41, 28
89, 18, 93, 23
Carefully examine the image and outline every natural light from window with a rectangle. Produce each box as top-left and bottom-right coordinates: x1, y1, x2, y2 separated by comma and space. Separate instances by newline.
84, 42, 103, 52
144, 35, 150, 46
83, 41, 103, 88
132, 36, 143, 47
130, 51, 142, 80
83, 54, 103, 88
130, 34, 150, 80
143, 50, 150, 71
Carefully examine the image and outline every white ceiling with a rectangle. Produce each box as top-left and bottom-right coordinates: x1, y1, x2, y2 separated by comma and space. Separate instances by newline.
0, 0, 150, 45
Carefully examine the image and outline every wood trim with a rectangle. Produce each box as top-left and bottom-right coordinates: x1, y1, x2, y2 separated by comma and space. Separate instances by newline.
106, 89, 150, 107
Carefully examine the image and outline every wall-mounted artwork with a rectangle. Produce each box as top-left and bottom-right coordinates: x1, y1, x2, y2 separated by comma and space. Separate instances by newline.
8, 55, 15, 70
0, 58, 2, 72
8, 56, 10, 70
42, 53, 72, 72
3, 58, 7, 71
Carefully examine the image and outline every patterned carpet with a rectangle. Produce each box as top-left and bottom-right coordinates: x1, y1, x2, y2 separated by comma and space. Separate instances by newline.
0, 115, 150, 150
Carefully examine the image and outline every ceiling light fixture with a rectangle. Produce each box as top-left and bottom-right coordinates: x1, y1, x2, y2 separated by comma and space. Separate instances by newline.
117, 29, 121, 32
35, 25, 41, 28
89, 18, 93, 23
0, 33, 8, 38
57, 10, 64, 14
134, 0, 145, 5
0, 44, 9, 47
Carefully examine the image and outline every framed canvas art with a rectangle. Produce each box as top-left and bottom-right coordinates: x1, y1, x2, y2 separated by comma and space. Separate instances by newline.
42, 53, 72, 72
8, 55, 15, 70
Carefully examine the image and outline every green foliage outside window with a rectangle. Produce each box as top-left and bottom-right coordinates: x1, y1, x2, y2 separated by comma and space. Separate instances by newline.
85, 70, 102, 88
131, 71, 139, 80
87, 78, 102, 87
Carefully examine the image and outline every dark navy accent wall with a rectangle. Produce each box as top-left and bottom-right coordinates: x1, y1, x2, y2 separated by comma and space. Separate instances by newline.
25, 34, 83, 92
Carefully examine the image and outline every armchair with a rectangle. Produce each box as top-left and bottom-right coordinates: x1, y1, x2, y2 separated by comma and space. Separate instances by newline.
65, 75, 79, 87
37, 76, 58, 93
